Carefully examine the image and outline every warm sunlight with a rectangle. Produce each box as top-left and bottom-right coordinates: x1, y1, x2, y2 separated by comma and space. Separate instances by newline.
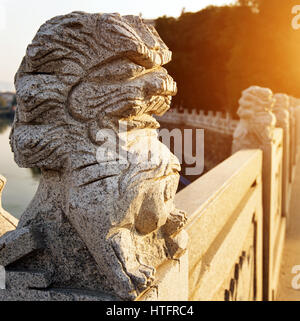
1, 0, 300, 305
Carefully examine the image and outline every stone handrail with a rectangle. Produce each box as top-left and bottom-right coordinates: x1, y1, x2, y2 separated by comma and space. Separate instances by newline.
171, 85, 300, 301
175, 149, 263, 300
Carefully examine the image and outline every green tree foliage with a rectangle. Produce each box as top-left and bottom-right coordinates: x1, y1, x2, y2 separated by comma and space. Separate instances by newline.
156, 0, 300, 114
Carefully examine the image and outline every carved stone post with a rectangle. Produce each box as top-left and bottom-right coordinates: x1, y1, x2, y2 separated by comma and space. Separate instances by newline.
0, 175, 18, 237
294, 98, 300, 150
289, 97, 298, 179
273, 94, 291, 222
0, 12, 188, 301
232, 86, 285, 301
290, 97, 298, 172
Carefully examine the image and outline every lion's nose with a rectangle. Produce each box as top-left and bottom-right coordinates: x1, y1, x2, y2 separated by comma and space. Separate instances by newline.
143, 68, 177, 97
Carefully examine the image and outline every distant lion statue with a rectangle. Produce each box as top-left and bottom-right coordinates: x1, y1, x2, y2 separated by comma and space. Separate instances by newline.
0, 12, 187, 300
232, 85, 276, 153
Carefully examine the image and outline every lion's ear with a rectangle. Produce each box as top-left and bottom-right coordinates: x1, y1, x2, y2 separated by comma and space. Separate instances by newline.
10, 124, 66, 170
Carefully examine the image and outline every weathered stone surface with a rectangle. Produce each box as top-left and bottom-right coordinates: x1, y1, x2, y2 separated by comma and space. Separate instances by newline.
0, 227, 43, 266
0, 265, 4, 290
232, 86, 276, 153
6, 270, 53, 290
1, 12, 187, 301
0, 288, 118, 301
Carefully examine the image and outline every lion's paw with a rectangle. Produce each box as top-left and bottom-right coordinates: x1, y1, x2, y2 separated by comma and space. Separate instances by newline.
162, 208, 187, 236
109, 230, 156, 298
127, 262, 156, 292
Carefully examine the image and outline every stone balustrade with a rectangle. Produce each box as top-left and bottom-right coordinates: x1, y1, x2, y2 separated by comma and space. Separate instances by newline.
0, 87, 299, 301
231, 86, 300, 300
0, 11, 300, 302
175, 149, 263, 300
162, 85, 299, 301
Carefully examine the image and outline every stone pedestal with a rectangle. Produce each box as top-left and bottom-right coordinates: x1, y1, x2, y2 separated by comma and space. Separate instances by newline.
0, 253, 188, 301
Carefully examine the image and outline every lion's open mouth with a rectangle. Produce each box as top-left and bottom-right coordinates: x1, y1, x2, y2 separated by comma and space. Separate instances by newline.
119, 94, 172, 129
145, 94, 172, 116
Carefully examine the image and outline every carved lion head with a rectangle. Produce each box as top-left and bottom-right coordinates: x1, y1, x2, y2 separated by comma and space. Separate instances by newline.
10, 12, 177, 172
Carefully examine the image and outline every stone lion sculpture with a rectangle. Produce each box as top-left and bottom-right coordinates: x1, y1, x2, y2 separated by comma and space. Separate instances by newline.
232, 85, 276, 153
0, 12, 187, 300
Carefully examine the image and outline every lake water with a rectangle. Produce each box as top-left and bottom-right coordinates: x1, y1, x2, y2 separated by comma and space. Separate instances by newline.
0, 118, 40, 219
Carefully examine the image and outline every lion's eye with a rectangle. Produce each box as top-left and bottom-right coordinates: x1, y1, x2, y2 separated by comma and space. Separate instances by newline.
87, 59, 145, 83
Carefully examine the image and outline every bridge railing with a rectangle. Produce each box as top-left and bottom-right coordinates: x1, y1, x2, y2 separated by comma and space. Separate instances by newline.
260, 129, 285, 300
1, 90, 300, 301
175, 149, 263, 300
160, 89, 300, 301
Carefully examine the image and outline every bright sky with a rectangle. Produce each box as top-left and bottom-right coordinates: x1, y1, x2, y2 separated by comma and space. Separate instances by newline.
0, 0, 233, 90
